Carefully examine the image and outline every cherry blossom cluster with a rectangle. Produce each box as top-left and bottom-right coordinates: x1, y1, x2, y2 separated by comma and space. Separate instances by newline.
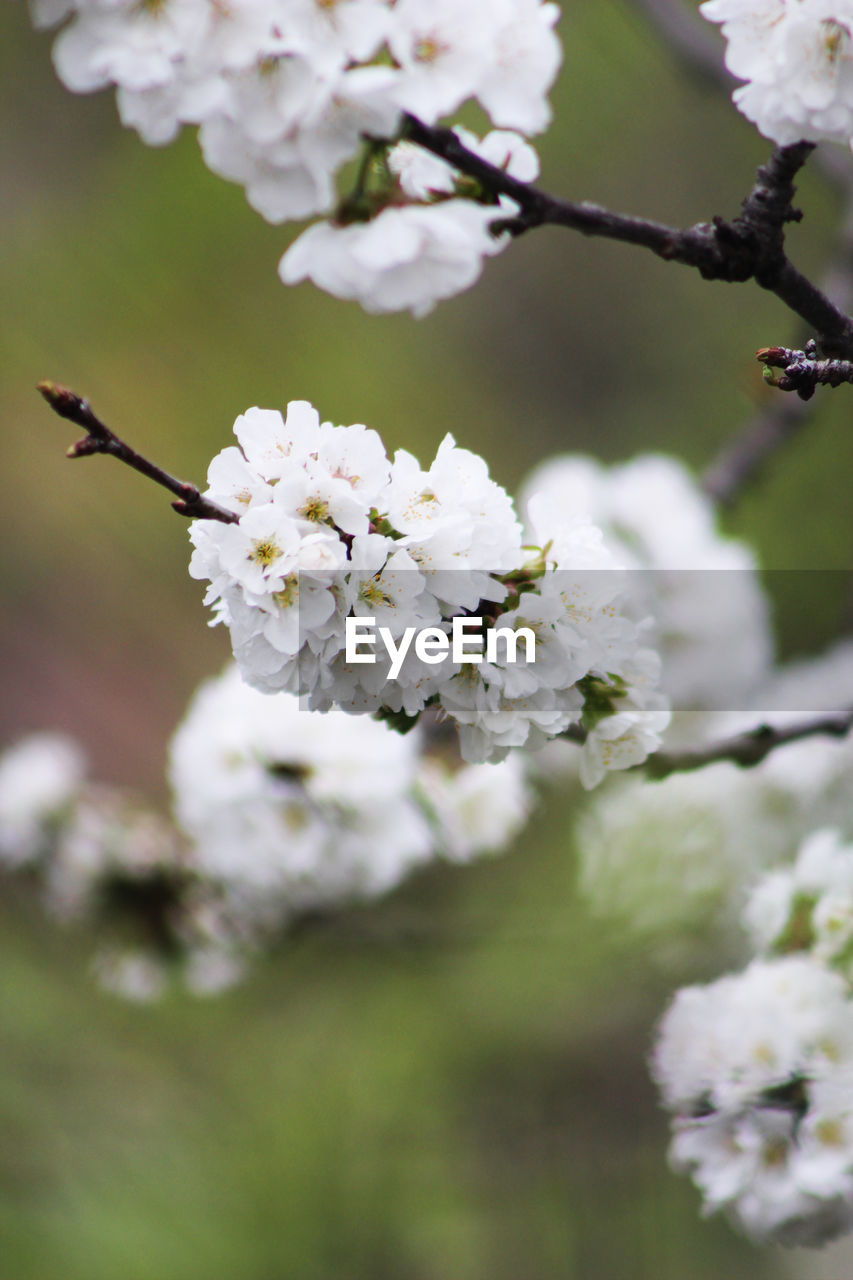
0, 730, 248, 999
187, 401, 670, 782
0, 675, 531, 999
646, 642, 853, 1246
169, 663, 531, 919
575, 759, 796, 966
653, 954, 853, 1246
28, 0, 561, 312
701, 0, 853, 147
745, 827, 853, 982
281, 127, 540, 316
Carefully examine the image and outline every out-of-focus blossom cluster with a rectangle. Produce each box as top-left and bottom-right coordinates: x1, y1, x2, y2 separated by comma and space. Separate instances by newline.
169, 663, 530, 918
0, 671, 531, 999
701, 0, 853, 147
745, 827, 853, 985
188, 401, 669, 781
653, 827, 853, 1246
646, 640, 853, 1247
518, 453, 774, 714
575, 759, 798, 966
577, 640, 853, 962
27, 0, 561, 312
653, 955, 853, 1246
0, 731, 85, 867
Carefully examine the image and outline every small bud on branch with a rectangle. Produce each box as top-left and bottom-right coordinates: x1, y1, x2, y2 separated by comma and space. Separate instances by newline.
755, 341, 853, 400
37, 381, 238, 525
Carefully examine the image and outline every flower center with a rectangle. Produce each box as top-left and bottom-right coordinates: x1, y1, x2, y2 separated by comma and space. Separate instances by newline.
414, 36, 448, 64
822, 19, 849, 63
300, 497, 332, 523
274, 575, 299, 608
359, 580, 394, 608
251, 538, 281, 567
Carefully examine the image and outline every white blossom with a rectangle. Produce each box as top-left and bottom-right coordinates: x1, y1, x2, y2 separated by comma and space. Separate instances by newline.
744, 828, 853, 973
416, 751, 531, 862
280, 200, 509, 317
92, 948, 170, 1003
578, 705, 671, 789
47, 784, 183, 921
652, 956, 853, 1245
0, 733, 86, 868
576, 756, 798, 959
168, 665, 434, 920
388, 127, 539, 199
385, 0, 560, 131
701, 0, 853, 147
33, 0, 561, 308
189, 402, 667, 771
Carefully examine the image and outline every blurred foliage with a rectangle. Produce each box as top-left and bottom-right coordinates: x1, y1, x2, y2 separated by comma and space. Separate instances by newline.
2, 0, 853, 1275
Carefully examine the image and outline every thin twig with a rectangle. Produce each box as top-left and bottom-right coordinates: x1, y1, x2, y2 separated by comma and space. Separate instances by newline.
562, 709, 853, 778
756, 340, 853, 398
403, 119, 853, 356
701, 393, 813, 506
643, 709, 853, 780
37, 381, 238, 524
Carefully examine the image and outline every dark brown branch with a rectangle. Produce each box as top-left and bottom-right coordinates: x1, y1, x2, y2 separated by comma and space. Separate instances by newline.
643, 709, 853, 780
37, 381, 238, 524
403, 118, 853, 357
562, 709, 853, 778
703, 187, 853, 505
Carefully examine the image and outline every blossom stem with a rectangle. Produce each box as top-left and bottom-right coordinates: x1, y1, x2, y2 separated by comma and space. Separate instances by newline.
644, 710, 853, 780
37, 381, 238, 524
562, 710, 853, 777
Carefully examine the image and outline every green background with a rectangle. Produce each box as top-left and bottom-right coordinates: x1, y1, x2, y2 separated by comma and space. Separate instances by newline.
1, 2, 852, 1276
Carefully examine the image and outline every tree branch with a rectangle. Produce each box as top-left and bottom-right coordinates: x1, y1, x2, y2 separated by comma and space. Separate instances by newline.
702, 182, 853, 505
37, 381, 238, 524
756, 340, 853, 398
701, 392, 813, 507
564, 710, 853, 778
403, 118, 853, 357
643, 709, 853, 780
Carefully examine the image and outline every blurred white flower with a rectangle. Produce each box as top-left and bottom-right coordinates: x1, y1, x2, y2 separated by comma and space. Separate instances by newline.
702, 0, 853, 146
0, 733, 86, 868
653, 955, 853, 1245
